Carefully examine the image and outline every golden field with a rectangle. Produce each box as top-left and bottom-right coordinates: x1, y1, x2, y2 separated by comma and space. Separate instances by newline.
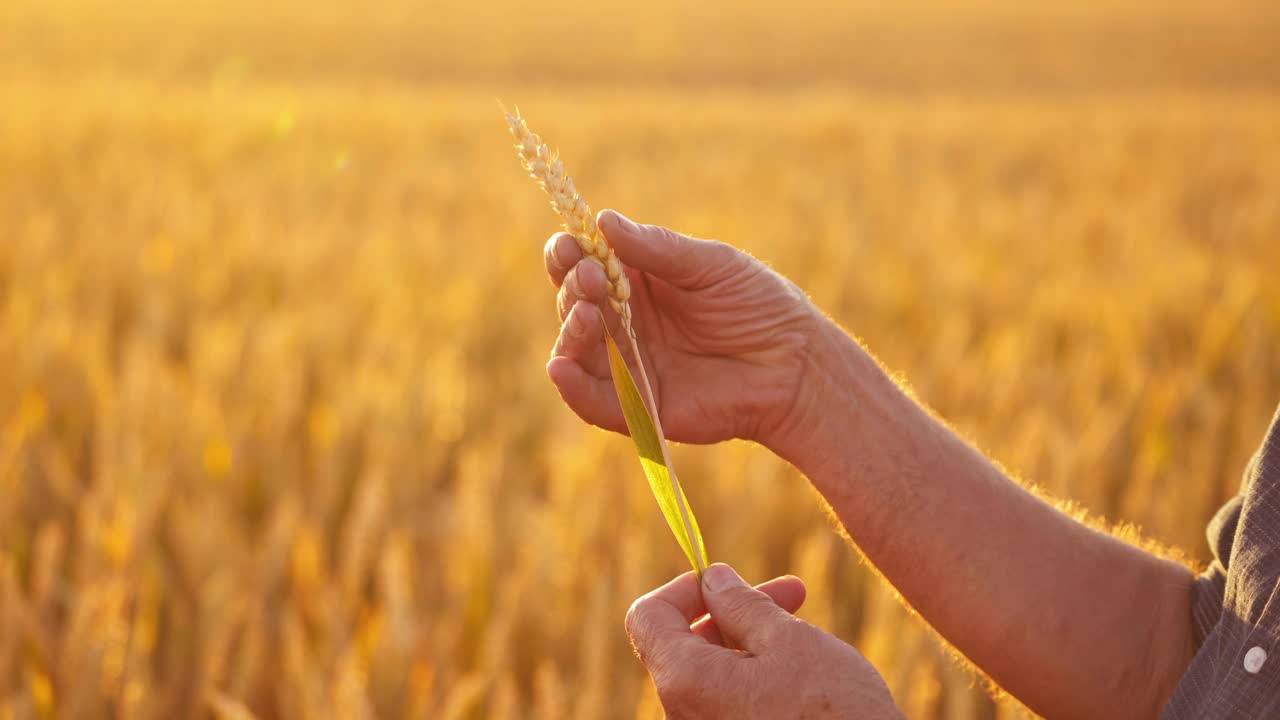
2, 0, 1280, 717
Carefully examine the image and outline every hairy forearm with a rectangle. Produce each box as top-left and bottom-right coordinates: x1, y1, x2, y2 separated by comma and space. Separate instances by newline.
769, 318, 1196, 719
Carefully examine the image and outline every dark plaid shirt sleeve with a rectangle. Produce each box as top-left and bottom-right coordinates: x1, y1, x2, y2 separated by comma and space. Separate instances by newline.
1163, 405, 1280, 718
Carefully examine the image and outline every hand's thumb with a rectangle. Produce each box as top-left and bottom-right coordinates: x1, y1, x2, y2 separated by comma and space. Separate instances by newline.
702, 564, 794, 651
597, 209, 731, 289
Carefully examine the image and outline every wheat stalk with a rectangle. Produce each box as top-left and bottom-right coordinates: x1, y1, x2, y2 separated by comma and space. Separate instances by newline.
504, 107, 707, 576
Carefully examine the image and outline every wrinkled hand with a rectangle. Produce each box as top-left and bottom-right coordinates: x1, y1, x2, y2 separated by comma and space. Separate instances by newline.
627, 564, 903, 719
544, 210, 819, 445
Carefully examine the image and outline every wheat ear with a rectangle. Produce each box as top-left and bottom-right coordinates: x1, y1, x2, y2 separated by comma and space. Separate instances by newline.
505, 108, 706, 576
505, 110, 634, 331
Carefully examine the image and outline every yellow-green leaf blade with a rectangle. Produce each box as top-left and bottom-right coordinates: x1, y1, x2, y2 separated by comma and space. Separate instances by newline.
603, 329, 708, 573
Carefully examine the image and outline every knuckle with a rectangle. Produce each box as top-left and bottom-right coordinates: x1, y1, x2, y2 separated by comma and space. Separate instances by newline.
556, 288, 570, 320
563, 265, 584, 298
754, 615, 791, 648
655, 224, 682, 245
704, 237, 732, 256
577, 258, 605, 291
653, 660, 695, 704
624, 595, 653, 639
678, 237, 740, 286
717, 589, 794, 643
706, 239, 745, 269
719, 588, 765, 621
661, 226, 694, 258
656, 683, 690, 710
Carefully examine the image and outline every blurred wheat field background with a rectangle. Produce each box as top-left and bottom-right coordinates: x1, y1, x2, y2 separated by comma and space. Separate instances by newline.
2, 0, 1280, 718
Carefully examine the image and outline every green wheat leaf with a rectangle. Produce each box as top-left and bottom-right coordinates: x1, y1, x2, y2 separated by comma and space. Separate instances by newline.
603, 328, 709, 575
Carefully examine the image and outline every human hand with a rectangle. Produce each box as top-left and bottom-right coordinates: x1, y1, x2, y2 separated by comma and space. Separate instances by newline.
544, 210, 821, 446
626, 564, 903, 719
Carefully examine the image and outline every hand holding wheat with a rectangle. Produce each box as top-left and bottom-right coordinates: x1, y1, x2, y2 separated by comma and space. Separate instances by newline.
543, 212, 817, 448
535, 194, 824, 453
507, 108, 708, 574
507, 108, 831, 572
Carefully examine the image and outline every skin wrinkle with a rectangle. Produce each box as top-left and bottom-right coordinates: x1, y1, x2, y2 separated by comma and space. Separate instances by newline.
628, 260, 810, 444
550, 215, 819, 446
649, 263, 815, 444
622, 568, 902, 717
547, 214, 1198, 718
676, 264, 804, 355
636, 266, 669, 415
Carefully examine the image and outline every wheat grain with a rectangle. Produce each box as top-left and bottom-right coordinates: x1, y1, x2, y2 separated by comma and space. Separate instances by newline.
505, 109, 633, 329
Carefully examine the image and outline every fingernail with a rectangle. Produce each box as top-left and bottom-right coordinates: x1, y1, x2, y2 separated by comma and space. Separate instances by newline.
611, 210, 640, 235
548, 243, 567, 272
703, 564, 744, 593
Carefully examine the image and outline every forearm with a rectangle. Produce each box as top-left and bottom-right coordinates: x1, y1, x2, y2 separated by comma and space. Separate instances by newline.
769, 318, 1196, 719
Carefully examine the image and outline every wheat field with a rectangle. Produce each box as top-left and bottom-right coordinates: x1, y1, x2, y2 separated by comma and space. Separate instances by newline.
2, 1, 1280, 718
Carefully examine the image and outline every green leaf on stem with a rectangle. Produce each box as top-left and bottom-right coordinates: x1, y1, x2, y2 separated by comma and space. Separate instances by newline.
603, 326, 709, 575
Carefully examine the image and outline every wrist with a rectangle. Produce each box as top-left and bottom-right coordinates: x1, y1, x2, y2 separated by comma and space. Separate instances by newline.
762, 313, 940, 501
762, 315, 875, 474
